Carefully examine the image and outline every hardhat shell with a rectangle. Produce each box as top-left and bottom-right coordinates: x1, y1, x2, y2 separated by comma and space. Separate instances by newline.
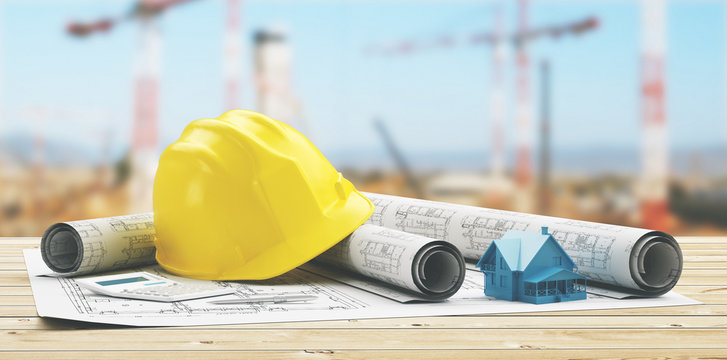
153, 110, 374, 280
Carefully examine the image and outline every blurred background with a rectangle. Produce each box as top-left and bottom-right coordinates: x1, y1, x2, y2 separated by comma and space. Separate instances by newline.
0, 0, 725, 237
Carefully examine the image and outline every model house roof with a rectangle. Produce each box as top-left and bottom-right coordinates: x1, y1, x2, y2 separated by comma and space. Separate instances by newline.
480, 227, 576, 273
493, 234, 549, 271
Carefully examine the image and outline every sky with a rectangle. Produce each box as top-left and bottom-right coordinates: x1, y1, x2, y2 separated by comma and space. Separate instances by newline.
0, 0, 725, 171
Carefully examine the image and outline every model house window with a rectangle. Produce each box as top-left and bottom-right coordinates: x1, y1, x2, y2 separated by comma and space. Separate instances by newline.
553, 256, 561, 265
500, 275, 506, 287
500, 257, 504, 270
491, 274, 495, 286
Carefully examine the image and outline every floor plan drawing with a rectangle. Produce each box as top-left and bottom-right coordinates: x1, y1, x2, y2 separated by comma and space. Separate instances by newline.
56, 263, 370, 318
393, 205, 455, 239
316, 225, 465, 301
360, 240, 406, 275
113, 234, 156, 268
363, 193, 683, 296
42, 213, 158, 276
460, 215, 530, 253
108, 214, 155, 233
70, 222, 103, 238
76, 240, 107, 274
367, 196, 392, 225
26, 249, 698, 326
550, 230, 617, 283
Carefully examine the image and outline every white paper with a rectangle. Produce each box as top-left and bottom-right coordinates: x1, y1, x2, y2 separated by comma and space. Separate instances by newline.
41, 216, 466, 300
40, 213, 156, 276
364, 192, 682, 296
315, 224, 465, 300
24, 249, 699, 327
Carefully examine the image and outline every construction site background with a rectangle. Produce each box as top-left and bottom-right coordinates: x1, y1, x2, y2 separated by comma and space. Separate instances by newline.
1, 0, 725, 237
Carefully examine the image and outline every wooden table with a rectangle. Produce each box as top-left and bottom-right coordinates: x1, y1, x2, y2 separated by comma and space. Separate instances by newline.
1, 237, 726, 359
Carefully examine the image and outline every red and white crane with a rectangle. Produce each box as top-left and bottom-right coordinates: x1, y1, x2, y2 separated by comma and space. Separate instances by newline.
224, 0, 242, 110
513, 0, 533, 211
367, 2, 597, 211
490, 6, 506, 181
67, 0, 197, 212
639, 0, 669, 230
253, 26, 303, 130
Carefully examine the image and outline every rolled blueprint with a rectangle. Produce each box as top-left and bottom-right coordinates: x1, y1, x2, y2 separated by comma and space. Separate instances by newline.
41, 213, 157, 276
363, 192, 683, 296
315, 224, 466, 300
40, 214, 466, 300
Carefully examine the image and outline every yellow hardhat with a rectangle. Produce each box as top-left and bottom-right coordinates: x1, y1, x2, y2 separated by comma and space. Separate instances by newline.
153, 110, 374, 280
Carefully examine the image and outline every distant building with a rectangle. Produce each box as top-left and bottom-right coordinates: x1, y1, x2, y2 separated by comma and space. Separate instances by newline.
476, 227, 587, 304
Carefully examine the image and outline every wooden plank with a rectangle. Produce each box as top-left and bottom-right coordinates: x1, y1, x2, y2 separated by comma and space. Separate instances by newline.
1, 304, 726, 319
0, 271, 34, 277
0, 287, 31, 295
0, 307, 37, 316
677, 285, 727, 294
0, 293, 707, 306
0, 263, 27, 271
0, 246, 37, 251
671, 276, 727, 285
683, 255, 727, 262
680, 268, 727, 276
0, 250, 26, 256
0, 237, 726, 359
0, 295, 719, 319
682, 249, 727, 255
1, 349, 727, 360
3, 314, 727, 331
682, 262, 727, 268
0, 277, 29, 286
3, 349, 727, 360
0, 240, 39, 246
677, 237, 727, 244
2, 328, 727, 351
0, 296, 35, 306
679, 243, 727, 249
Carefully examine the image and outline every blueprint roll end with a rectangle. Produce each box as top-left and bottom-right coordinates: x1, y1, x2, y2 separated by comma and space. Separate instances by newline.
41, 223, 83, 274
630, 232, 683, 295
412, 241, 466, 300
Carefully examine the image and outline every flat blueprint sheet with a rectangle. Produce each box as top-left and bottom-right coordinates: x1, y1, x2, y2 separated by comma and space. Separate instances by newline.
24, 250, 699, 327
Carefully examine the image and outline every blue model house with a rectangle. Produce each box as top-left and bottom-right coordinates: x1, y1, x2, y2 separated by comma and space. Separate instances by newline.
476, 227, 587, 304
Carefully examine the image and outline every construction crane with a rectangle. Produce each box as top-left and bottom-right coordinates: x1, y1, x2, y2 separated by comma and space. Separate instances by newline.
639, 0, 669, 230
373, 119, 425, 198
367, 1, 598, 211
67, 0, 197, 212
224, 0, 242, 110
67, 1, 197, 37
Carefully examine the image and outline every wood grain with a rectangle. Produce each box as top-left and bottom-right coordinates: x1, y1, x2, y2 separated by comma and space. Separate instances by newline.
1, 236, 726, 358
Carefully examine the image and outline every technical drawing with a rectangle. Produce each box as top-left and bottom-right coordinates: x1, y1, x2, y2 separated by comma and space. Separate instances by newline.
393, 205, 455, 239
57, 265, 369, 319
555, 219, 626, 233
359, 241, 406, 275
109, 215, 154, 232
367, 196, 392, 225
460, 215, 530, 253
549, 230, 616, 283
70, 222, 103, 238
76, 240, 107, 274
112, 233, 156, 267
